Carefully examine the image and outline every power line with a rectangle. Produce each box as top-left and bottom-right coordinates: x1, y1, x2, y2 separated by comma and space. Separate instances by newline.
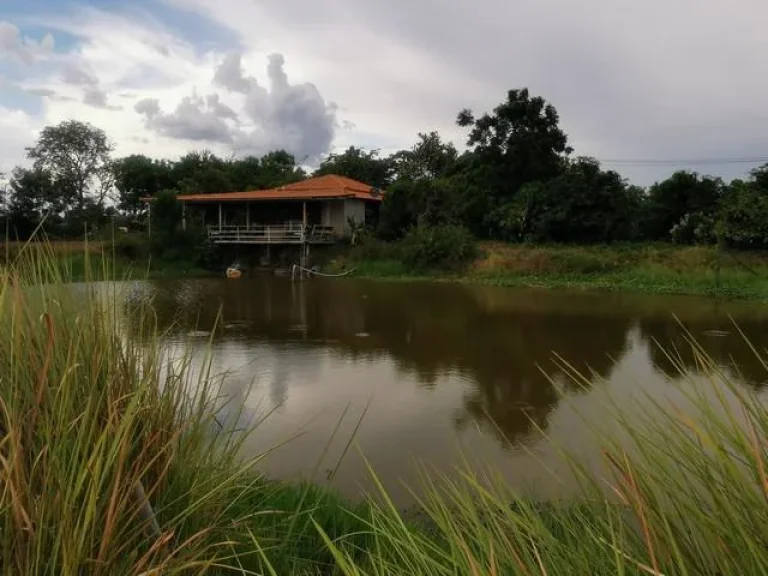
599, 156, 768, 167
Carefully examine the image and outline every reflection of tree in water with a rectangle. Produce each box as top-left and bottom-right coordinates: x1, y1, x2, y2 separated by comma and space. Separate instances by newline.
123, 278, 634, 445
638, 315, 768, 389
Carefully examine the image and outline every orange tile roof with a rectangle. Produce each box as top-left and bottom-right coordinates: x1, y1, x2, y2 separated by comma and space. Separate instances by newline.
176, 174, 384, 203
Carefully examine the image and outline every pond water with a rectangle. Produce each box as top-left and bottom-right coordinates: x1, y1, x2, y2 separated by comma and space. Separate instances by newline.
122, 277, 768, 504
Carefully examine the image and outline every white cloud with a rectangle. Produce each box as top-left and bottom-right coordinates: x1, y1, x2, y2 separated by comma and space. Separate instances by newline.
0, 107, 39, 174
0, 20, 54, 64
164, 0, 768, 183
5, 0, 768, 183
1, 7, 228, 162
0, 5, 344, 169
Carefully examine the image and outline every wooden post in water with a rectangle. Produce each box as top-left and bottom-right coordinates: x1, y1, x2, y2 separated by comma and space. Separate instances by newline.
300, 200, 309, 275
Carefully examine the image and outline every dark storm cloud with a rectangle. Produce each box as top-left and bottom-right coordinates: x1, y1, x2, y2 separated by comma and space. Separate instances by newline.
62, 64, 98, 86
134, 51, 336, 159
214, 52, 337, 161
83, 86, 120, 110
174, 0, 768, 183
134, 94, 235, 143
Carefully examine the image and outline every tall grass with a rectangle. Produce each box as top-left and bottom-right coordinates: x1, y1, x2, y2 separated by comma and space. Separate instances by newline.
0, 245, 376, 575
318, 335, 768, 575
0, 244, 262, 574
4, 243, 768, 574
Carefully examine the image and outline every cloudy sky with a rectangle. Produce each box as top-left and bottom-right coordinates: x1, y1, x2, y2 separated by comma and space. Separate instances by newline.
1, 0, 768, 186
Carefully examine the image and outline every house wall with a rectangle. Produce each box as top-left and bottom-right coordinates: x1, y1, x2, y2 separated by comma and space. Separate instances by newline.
321, 200, 346, 235
343, 199, 366, 235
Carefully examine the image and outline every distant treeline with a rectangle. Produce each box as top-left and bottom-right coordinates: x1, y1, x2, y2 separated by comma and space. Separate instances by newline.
3, 88, 768, 250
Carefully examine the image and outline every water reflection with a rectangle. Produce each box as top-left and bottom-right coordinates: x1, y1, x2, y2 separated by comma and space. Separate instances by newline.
120, 277, 768, 501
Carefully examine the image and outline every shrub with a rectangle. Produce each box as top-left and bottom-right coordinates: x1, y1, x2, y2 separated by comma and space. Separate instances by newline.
400, 224, 478, 271
716, 180, 768, 249
113, 233, 151, 261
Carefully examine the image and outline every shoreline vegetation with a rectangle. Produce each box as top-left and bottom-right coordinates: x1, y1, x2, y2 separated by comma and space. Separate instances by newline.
9, 91, 768, 303
3, 247, 768, 574
8, 238, 768, 299
327, 241, 768, 300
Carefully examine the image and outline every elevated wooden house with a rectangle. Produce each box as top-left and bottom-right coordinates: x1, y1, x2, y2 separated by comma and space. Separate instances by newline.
171, 174, 383, 245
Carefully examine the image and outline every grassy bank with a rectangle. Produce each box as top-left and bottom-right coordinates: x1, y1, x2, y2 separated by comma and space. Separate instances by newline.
1, 240, 215, 280
3, 246, 768, 574
333, 242, 768, 299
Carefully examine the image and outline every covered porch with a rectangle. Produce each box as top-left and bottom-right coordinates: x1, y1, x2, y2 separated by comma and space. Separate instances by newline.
184, 199, 343, 245
172, 174, 382, 246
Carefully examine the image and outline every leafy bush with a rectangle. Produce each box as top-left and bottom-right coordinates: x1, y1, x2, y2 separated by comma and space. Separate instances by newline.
351, 236, 401, 261
400, 224, 478, 271
113, 234, 151, 261
716, 179, 768, 249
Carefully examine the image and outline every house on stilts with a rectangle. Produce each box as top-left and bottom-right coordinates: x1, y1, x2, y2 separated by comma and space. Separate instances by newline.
163, 174, 383, 248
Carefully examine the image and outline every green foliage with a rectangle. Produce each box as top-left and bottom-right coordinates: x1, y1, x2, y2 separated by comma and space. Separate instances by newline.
315, 146, 392, 189
457, 87, 572, 196
25, 120, 114, 224
145, 191, 217, 268
378, 178, 460, 240
400, 224, 478, 271
716, 176, 768, 249
113, 233, 151, 261
10, 91, 768, 255
521, 158, 642, 243
390, 131, 458, 181
113, 155, 174, 221
644, 170, 724, 242
4, 167, 60, 239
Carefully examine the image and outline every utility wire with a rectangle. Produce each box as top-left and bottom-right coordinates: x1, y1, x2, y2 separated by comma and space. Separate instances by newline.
599, 156, 768, 167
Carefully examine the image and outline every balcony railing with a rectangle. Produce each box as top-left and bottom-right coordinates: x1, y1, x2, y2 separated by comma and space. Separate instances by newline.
206, 223, 337, 244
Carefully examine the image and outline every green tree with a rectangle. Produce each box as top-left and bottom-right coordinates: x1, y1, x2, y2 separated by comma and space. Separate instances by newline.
391, 132, 458, 182
172, 150, 231, 194
716, 167, 768, 249
457, 88, 572, 199
510, 158, 640, 243
377, 178, 460, 240
113, 155, 173, 221
644, 171, 723, 243
151, 190, 183, 235
315, 147, 391, 189
256, 150, 306, 188
26, 120, 114, 225
5, 167, 62, 239
227, 156, 263, 191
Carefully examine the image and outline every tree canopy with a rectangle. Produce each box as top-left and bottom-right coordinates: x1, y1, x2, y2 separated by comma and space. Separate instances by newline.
4, 86, 768, 249
26, 120, 114, 226
314, 147, 392, 189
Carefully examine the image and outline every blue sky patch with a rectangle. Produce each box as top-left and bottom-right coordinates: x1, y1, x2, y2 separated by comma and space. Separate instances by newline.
0, 83, 44, 116
2, 0, 239, 54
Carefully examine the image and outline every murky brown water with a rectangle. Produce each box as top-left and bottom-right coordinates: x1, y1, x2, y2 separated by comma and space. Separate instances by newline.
122, 277, 768, 504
